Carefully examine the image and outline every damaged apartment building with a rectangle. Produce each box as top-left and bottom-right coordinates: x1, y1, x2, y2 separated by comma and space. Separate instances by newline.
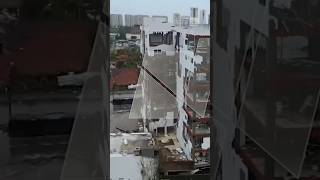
130, 16, 211, 177
212, 0, 320, 179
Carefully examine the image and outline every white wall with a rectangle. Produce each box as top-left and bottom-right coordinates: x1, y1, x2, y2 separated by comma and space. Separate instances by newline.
126, 33, 141, 40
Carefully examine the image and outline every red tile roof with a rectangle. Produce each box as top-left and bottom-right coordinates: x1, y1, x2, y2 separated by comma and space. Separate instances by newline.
116, 54, 129, 62
9, 22, 94, 76
111, 68, 139, 89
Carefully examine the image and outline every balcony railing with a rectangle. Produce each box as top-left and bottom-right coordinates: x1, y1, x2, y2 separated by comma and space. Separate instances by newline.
186, 123, 210, 137
184, 103, 211, 125
193, 148, 210, 167
193, 123, 210, 136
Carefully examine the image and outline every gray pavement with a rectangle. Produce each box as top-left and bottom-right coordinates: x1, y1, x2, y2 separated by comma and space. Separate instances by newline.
110, 91, 139, 133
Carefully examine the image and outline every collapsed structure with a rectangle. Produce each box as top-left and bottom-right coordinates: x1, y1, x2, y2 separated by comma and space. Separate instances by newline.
130, 17, 211, 176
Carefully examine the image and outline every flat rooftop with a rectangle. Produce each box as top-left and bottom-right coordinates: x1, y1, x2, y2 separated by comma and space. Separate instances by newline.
110, 133, 154, 155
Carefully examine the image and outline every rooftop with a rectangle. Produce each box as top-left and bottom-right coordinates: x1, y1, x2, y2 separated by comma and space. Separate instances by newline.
181, 25, 210, 36
110, 132, 154, 155
142, 17, 210, 36
111, 68, 139, 89
142, 17, 177, 33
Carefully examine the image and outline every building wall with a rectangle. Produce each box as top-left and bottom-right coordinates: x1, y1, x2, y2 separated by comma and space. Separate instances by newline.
213, 0, 271, 180
175, 31, 208, 160
173, 13, 181, 27
141, 18, 177, 57
181, 16, 190, 28
200, 10, 207, 24
190, 7, 199, 25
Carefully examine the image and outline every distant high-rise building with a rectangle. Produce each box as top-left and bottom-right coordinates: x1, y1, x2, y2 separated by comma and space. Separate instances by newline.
181, 16, 190, 27
124, 15, 149, 27
110, 14, 123, 27
190, 7, 199, 24
173, 13, 181, 26
152, 15, 168, 23
142, 15, 149, 24
133, 15, 149, 26
200, 9, 206, 24
125, 14, 134, 27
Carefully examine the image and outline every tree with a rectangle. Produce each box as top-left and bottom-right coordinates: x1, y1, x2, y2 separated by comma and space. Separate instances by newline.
110, 50, 117, 62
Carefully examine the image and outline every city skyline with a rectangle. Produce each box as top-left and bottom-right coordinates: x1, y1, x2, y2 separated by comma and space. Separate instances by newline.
110, 0, 209, 23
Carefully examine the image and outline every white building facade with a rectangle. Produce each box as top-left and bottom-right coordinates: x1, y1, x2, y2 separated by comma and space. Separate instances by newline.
173, 13, 181, 27
175, 25, 210, 165
181, 16, 190, 28
199, 9, 207, 24
140, 17, 177, 57
190, 7, 199, 25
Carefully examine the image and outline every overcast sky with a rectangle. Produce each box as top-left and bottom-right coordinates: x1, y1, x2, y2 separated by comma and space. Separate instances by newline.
110, 0, 210, 23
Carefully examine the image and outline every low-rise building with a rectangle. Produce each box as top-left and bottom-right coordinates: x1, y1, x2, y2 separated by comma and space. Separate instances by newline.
111, 68, 139, 91
126, 33, 141, 40
110, 132, 157, 180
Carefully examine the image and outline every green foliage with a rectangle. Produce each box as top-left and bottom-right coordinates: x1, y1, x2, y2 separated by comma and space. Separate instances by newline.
111, 26, 133, 40
110, 50, 117, 61
112, 47, 142, 68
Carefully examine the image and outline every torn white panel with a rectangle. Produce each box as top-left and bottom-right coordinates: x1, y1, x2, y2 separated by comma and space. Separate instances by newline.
128, 84, 141, 89
166, 112, 174, 124
202, 137, 210, 150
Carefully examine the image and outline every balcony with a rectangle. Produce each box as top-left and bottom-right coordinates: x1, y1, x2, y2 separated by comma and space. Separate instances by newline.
195, 65, 209, 78
195, 92, 209, 103
195, 37, 210, 65
184, 102, 211, 125
185, 84, 209, 106
191, 81, 210, 92
184, 104, 195, 121
186, 123, 210, 138
194, 123, 210, 136
193, 148, 210, 168
191, 135, 210, 168
196, 117, 209, 124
